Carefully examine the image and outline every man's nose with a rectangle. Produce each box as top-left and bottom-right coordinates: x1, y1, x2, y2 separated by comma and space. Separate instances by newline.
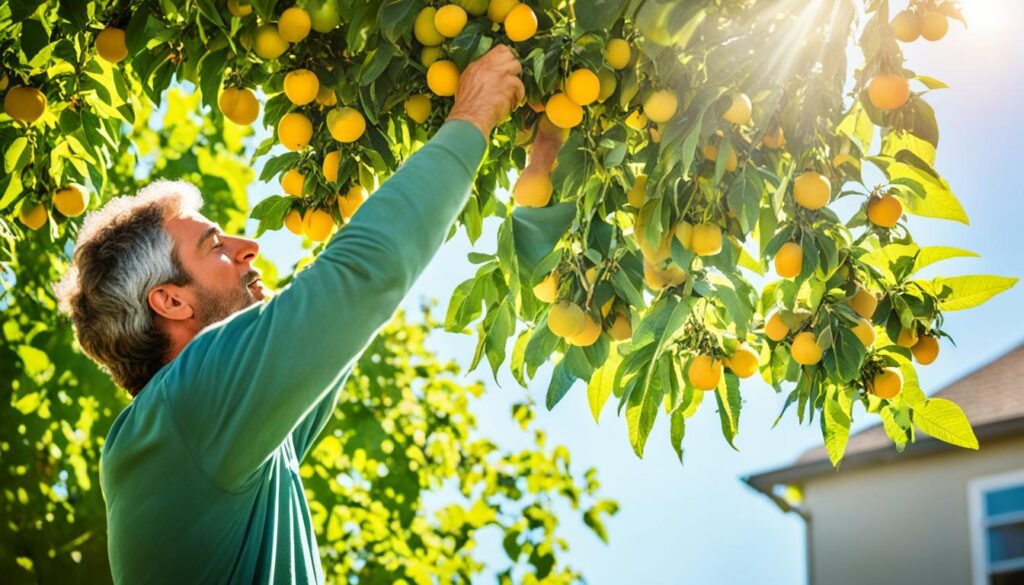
231, 236, 259, 264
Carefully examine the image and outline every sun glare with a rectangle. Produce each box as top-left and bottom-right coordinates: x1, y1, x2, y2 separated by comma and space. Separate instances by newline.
960, 0, 1014, 38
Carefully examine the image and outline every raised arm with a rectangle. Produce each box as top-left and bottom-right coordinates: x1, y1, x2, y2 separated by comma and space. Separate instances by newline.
164, 46, 524, 491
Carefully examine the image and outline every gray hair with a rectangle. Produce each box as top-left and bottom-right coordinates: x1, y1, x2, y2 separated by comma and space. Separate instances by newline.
54, 180, 203, 396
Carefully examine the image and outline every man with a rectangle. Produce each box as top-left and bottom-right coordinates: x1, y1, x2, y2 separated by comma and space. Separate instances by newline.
54, 46, 524, 583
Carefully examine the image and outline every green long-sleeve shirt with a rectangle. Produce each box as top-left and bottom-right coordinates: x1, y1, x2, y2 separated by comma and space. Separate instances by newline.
99, 120, 486, 584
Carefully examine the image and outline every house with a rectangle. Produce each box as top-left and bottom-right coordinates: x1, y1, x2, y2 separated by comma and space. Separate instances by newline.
745, 343, 1024, 585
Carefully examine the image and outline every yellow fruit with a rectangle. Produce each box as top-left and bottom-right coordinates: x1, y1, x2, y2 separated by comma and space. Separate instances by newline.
227, 0, 253, 18
219, 87, 259, 125
414, 7, 444, 46
674, 221, 693, 250
763, 126, 786, 149
53, 183, 88, 217
703, 143, 737, 172
303, 208, 335, 241
284, 209, 304, 235
322, 151, 340, 183
549, 301, 586, 337
627, 175, 647, 208
420, 46, 442, 67
852, 317, 876, 348
891, 10, 920, 42
850, 286, 878, 319
774, 241, 803, 279
912, 335, 940, 365
338, 184, 368, 219
427, 60, 460, 97
723, 92, 752, 125
404, 94, 432, 124
567, 314, 602, 347
793, 172, 830, 210
643, 90, 678, 123
727, 344, 759, 378
637, 230, 672, 263
513, 171, 553, 207
643, 261, 686, 291
868, 74, 910, 111
691, 223, 722, 257
4, 86, 47, 123
281, 169, 305, 197
254, 25, 289, 59
565, 69, 600, 107
434, 4, 467, 37
600, 296, 613, 316
625, 109, 647, 130
278, 113, 312, 150
765, 312, 789, 342
0, 74, 7, 91
504, 4, 537, 42
278, 7, 312, 43
604, 38, 631, 69
867, 194, 903, 228
791, 331, 822, 365
489, 0, 518, 21
315, 86, 337, 107
96, 27, 128, 64
283, 69, 319, 106
869, 367, 903, 399
457, 0, 489, 16
533, 273, 559, 303
18, 202, 48, 230
896, 327, 919, 349
688, 355, 723, 391
609, 312, 632, 341
920, 11, 948, 41
327, 107, 366, 143
542, 93, 582, 129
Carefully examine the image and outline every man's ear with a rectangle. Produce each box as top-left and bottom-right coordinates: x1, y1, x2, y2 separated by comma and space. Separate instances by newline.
148, 285, 194, 322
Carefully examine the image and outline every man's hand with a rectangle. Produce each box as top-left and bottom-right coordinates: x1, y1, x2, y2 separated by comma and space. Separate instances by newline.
447, 45, 525, 138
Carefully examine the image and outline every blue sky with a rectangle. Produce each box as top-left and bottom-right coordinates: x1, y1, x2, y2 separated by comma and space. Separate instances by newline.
241, 1, 1024, 582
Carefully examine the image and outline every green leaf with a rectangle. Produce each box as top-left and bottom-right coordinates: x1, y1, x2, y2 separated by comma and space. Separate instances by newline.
588, 349, 622, 423
4, 137, 30, 174
714, 373, 741, 449
913, 75, 948, 90
625, 358, 666, 457
575, 0, 628, 32
546, 360, 578, 410
836, 101, 873, 153
911, 398, 978, 449
932, 275, 1018, 311
726, 165, 762, 234
509, 328, 531, 387
378, 0, 421, 44
821, 387, 852, 467
869, 154, 968, 224
913, 246, 979, 273
510, 202, 575, 273
669, 408, 686, 462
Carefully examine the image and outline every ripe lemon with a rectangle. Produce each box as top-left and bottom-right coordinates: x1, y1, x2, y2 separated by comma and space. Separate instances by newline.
868, 74, 910, 111
723, 92, 752, 125
674, 221, 693, 250
763, 126, 786, 149
404, 94, 431, 124
609, 312, 632, 341
891, 10, 920, 42
604, 38, 631, 69
53, 183, 88, 217
920, 11, 948, 41
533, 273, 559, 303
567, 314, 602, 347
327, 107, 366, 143
791, 331, 822, 365
565, 69, 600, 106
869, 367, 903, 399
277, 112, 313, 150
793, 172, 830, 210
488, 0, 518, 22
315, 86, 337, 107
254, 24, 289, 59
625, 109, 647, 130
278, 7, 312, 43
912, 335, 940, 365
896, 327, 919, 348
703, 143, 737, 172
284, 69, 320, 106
338, 184, 368, 219
227, 0, 253, 17
504, 4, 537, 42
4, 86, 47, 123
545, 93, 583, 128
427, 60, 460, 96
434, 4, 468, 37
549, 301, 586, 337
322, 150, 340, 183
284, 209, 304, 235
727, 344, 759, 378
849, 286, 878, 319
281, 169, 305, 196
303, 208, 335, 241
18, 202, 48, 230
691, 223, 722, 257
420, 46, 442, 67
689, 355, 723, 390
96, 27, 128, 64
219, 87, 259, 125
513, 171, 553, 207
643, 90, 678, 123
627, 175, 647, 208
852, 317, 876, 348
765, 312, 789, 342
867, 194, 903, 228
774, 241, 803, 279
643, 260, 686, 290
414, 7, 444, 46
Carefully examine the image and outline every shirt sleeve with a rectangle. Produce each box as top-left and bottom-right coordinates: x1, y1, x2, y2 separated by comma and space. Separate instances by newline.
290, 370, 347, 463
162, 120, 486, 492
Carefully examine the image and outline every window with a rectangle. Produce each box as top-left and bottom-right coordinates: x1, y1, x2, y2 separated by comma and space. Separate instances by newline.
970, 469, 1024, 585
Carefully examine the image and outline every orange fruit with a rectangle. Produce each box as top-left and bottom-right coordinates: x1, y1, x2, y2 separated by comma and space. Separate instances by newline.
504, 4, 538, 42
689, 355, 723, 390
726, 344, 759, 378
852, 317, 876, 348
896, 327, 919, 348
920, 11, 948, 41
691, 223, 722, 257
420, 46, 442, 67
565, 69, 600, 106
597, 69, 617, 103
254, 24, 289, 59
302, 208, 335, 241
791, 331, 822, 365
513, 170, 553, 207
545, 93, 583, 128
567, 314, 602, 347
323, 150, 340, 183
53, 183, 88, 217
625, 109, 647, 130
643, 261, 686, 291
891, 10, 920, 42
277, 112, 313, 150
414, 7, 444, 46
762, 126, 786, 149
284, 209, 304, 235
314, 86, 337, 107
218, 87, 259, 125
488, 0, 518, 22
404, 94, 431, 124
912, 335, 940, 365
643, 90, 677, 123
703, 143, 738, 172
549, 301, 586, 337
434, 4, 468, 37
338, 184, 369, 220
868, 74, 910, 111
869, 367, 903, 399
4, 86, 47, 123
674, 221, 693, 250
774, 241, 803, 279
723, 92, 752, 125
327, 107, 366, 143
278, 7, 312, 43
18, 202, 48, 230
849, 286, 878, 319
604, 38, 631, 69
793, 172, 830, 210
609, 312, 632, 341
627, 175, 647, 208
96, 27, 128, 63
765, 312, 789, 342
867, 194, 903, 228
284, 69, 319, 106
533, 273, 559, 303
427, 60, 460, 97
281, 169, 305, 197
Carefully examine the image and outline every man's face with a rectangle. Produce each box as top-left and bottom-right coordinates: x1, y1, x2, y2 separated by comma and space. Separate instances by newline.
164, 211, 265, 328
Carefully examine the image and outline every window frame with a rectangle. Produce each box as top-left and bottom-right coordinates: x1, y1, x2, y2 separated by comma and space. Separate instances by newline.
969, 468, 1024, 585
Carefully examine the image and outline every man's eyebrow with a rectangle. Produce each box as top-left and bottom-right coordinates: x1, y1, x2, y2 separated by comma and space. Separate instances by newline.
197, 226, 220, 250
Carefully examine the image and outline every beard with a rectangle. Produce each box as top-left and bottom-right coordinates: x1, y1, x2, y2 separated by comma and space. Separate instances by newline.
193, 269, 262, 329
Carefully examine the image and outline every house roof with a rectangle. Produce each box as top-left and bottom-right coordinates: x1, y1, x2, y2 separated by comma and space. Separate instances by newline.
745, 340, 1024, 496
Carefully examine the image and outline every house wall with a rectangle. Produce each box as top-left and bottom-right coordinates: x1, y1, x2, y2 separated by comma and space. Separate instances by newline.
804, 434, 1024, 585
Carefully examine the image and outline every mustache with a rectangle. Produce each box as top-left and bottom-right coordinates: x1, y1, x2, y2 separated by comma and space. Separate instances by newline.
241, 269, 261, 287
